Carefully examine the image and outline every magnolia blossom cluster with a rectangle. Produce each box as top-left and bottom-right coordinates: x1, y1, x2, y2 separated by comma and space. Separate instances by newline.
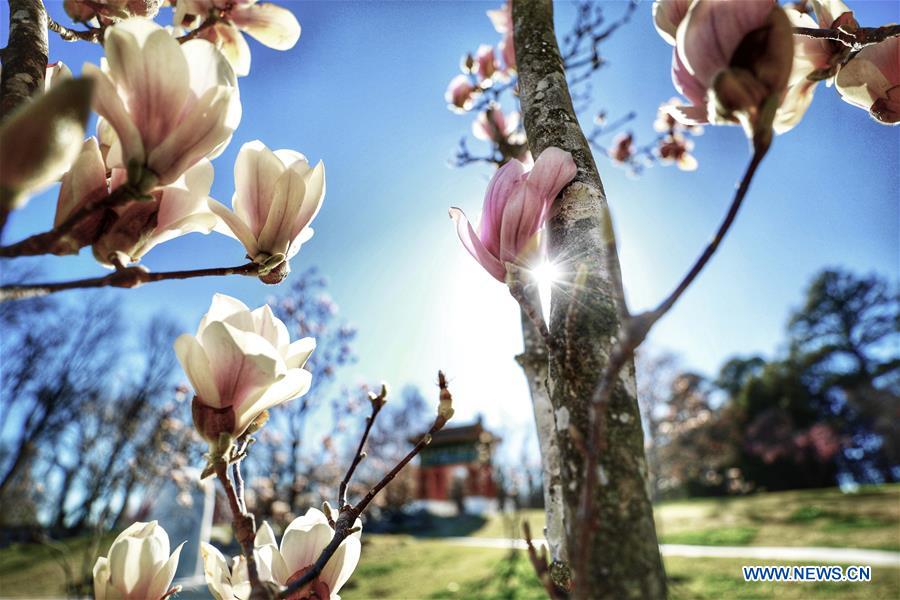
201, 510, 360, 600
0, 5, 323, 282
175, 0, 302, 77
449, 147, 577, 283
445, 2, 515, 114
653, 0, 899, 135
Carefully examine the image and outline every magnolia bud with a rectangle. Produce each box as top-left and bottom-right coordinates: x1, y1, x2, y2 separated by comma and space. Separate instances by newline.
192, 396, 236, 446
259, 258, 291, 285
0, 78, 93, 209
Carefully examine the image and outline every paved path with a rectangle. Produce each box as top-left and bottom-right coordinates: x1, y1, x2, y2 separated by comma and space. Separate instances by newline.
440, 537, 900, 567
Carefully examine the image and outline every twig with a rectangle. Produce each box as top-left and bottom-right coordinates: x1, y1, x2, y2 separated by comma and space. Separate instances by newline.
0, 185, 139, 258
0, 262, 260, 301
48, 17, 103, 43
214, 459, 266, 595
523, 521, 567, 600
279, 373, 454, 598
792, 24, 900, 52
177, 16, 222, 44
337, 385, 387, 508
572, 145, 769, 583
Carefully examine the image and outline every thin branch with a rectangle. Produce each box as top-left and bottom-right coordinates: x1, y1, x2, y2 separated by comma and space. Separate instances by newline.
0, 262, 260, 301
337, 386, 386, 508
214, 459, 265, 594
279, 373, 454, 598
573, 145, 770, 582
0, 185, 138, 258
523, 521, 567, 600
48, 17, 103, 43
792, 24, 900, 51
177, 16, 222, 43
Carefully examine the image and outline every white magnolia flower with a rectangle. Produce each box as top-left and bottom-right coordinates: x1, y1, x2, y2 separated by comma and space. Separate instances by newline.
93, 521, 184, 600
175, 294, 315, 445
202, 513, 360, 600
91, 159, 218, 266
209, 141, 325, 280
84, 18, 241, 187
175, 0, 302, 77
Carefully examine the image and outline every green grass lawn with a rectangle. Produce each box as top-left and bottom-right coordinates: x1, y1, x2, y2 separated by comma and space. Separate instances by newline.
457, 484, 900, 550
1, 485, 898, 598
343, 535, 900, 600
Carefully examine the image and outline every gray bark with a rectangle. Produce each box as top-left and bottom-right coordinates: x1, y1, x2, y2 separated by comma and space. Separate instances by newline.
0, 0, 48, 121
512, 1, 666, 597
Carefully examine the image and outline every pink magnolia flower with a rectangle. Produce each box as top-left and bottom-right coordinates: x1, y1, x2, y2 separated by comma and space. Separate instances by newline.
445, 74, 478, 113
84, 18, 241, 187
65, 0, 160, 23
471, 106, 520, 144
658, 133, 698, 171
449, 147, 577, 282
208, 141, 325, 282
487, 2, 516, 72
666, 0, 794, 138
175, 0, 302, 77
52, 137, 109, 255
92, 159, 218, 266
609, 132, 635, 164
836, 37, 900, 125
176, 294, 316, 446
475, 44, 498, 82
652, 0, 693, 45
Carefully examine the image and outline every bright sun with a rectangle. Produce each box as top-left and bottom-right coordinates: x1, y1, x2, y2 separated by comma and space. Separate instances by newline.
530, 261, 561, 322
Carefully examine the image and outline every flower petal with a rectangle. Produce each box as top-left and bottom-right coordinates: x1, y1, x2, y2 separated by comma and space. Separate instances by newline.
449, 207, 506, 282
232, 2, 302, 50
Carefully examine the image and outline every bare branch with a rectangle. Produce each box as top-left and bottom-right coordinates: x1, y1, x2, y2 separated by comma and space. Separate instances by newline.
0, 262, 260, 301
279, 373, 454, 598
793, 24, 900, 51
48, 17, 103, 43
0, 185, 139, 258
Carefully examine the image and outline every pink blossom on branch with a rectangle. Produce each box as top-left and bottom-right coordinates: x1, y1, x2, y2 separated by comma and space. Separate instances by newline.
449, 147, 577, 282
52, 137, 109, 255
208, 140, 326, 282
202, 512, 360, 599
83, 18, 241, 188
445, 74, 479, 113
175, 0, 302, 77
91, 159, 219, 266
175, 294, 316, 449
836, 36, 900, 125
659, 0, 796, 141
471, 105, 521, 145
65, 0, 161, 23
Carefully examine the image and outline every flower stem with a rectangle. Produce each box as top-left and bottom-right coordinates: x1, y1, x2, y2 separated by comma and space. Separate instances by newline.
214, 459, 267, 597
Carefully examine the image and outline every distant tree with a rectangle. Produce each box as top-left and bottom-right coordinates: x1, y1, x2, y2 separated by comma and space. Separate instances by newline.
788, 269, 899, 479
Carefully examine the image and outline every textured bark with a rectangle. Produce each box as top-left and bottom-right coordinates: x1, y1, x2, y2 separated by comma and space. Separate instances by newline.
515, 288, 567, 565
512, 1, 666, 598
0, 0, 49, 121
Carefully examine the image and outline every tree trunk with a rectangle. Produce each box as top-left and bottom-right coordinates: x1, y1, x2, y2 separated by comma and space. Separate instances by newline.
0, 0, 48, 120
512, 1, 666, 598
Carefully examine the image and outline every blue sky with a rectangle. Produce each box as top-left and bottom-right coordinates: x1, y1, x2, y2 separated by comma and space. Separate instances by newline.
2, 1, 898, 458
